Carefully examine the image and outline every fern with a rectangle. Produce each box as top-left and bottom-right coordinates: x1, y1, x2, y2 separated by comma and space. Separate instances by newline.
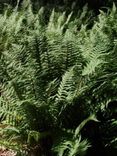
53, 115, 98, 156
0, 2, 117, 155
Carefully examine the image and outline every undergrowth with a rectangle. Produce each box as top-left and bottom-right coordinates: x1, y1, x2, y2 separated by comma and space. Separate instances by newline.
0, 1, 117, 155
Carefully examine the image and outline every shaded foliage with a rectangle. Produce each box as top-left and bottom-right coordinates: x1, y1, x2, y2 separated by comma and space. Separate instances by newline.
0, 1, 117, 156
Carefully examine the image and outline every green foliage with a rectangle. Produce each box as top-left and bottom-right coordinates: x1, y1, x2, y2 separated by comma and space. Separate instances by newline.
0, 1, 117, 155
53, 115, 98, 156
54, 136, 90, 156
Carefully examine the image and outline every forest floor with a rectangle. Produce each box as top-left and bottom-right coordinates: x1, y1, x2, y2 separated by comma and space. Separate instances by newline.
0, 148, 16, 156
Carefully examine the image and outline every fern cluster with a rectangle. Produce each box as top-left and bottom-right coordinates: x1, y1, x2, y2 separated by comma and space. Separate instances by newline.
0, 1, 117, 155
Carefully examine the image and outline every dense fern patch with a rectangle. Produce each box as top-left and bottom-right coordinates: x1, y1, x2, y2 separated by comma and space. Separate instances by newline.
0, 1, 117, 156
